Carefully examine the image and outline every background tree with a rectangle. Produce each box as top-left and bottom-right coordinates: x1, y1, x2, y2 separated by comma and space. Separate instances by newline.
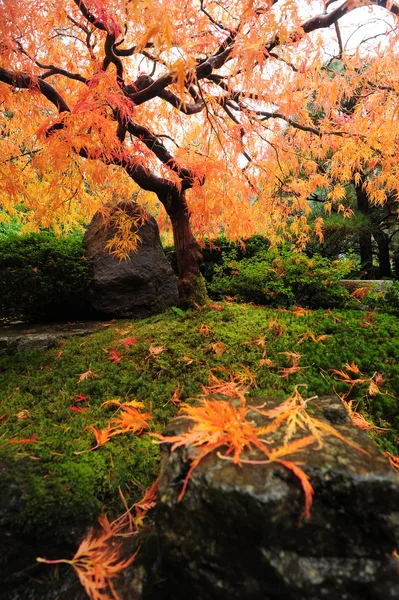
0, 0, 398, 303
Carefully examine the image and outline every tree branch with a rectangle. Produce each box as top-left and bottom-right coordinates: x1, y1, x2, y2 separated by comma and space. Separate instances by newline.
0, 67, 70, 113
72, 0, 108, 32
123, 119, 197, 188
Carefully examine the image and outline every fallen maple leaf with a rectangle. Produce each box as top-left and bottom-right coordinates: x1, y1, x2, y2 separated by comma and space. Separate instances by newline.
1, 433, 38, 447
109, 408, 151, 437
268, 318, 284, 337
212, 341, 226, 356
75, 426, 112, 454
181, 355, 194, 365
292, 306, 310, 317
15, 409, 30, 421
70, 405, 90, 413
209, 302, 225, 311
107, 349, 124, 365
256, 387, 369, 454
74, 393, 90, 403
110, 478, 160, 536
148, 345, 165, 357
77, 369, 98, 383
38, 525, 138, 600
368, 380, 380, 396
199, 323, 212, 336
153, 399, 272, 502
383, 451, 399, 471
170, 387, 182, 406
297, 332, 327, 345
259, 358, 274, 367
101, 400, 151, 437
120, 336, 137, 349
344, 361, 360, 375
278, 352, 307, 379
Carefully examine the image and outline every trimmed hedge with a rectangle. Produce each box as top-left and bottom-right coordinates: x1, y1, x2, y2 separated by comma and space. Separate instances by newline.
0, 232, 93, 322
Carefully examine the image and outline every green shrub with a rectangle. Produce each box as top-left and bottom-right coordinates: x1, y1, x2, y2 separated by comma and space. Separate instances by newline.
0, 232, 93, 322
362, 281, 399, 316
209, 246, 354, 308
164, 234, 270, 284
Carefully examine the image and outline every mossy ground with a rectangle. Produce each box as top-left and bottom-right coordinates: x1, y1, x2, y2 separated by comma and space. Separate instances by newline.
0, 303, 398, 548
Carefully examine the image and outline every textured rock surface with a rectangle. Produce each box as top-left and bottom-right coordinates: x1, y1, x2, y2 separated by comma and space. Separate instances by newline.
84, 202, 178, 318
340, 279, 393, 294
155, 396, 399, 600
0, 321, 101, 354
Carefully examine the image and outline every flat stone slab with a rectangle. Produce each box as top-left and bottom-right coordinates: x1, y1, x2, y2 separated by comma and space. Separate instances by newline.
340, 280, 393, 294
0, 321, 103, 354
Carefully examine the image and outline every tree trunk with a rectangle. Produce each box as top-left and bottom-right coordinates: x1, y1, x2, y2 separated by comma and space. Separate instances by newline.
359, 230, 374, 279
355, 179, 374, 279
373, 230, 392, 278
166, 191, 207, 307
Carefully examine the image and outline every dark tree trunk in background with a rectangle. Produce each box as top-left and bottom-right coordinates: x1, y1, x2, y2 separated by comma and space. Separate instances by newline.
392, 249, 399, 280
355, 179, 374, 279
373, 230, 392, 278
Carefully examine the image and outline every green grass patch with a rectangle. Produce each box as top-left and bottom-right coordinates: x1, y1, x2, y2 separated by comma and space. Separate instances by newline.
0, 304, 398, 546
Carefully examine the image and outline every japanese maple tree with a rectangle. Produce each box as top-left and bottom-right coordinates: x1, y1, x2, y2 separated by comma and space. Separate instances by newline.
0, 0, 398, 303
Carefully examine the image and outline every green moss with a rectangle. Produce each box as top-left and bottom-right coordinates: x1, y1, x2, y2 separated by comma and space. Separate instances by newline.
1, 304, 398, 547
180, 272, 208, 307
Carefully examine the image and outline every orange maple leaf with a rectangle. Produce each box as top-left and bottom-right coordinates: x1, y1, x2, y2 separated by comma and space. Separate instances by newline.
38, 526, 138, 600
383, 451, 399, 471
199, 323, 212, 336
153, 399, 272, 502
108, 406, 151, 437
1, 433, 38, 447
256, 387, 369, 454
74, 426, 113, 454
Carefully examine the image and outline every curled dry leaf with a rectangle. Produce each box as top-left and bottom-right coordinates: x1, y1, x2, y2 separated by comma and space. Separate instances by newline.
199, 323, 212, 336
384, 451, 399, 471
148, 345, 165, 357
211, 341, 226, 356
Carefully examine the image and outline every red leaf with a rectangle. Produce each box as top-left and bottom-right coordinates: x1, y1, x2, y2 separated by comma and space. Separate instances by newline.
107, 349, 124, 364
120, 336, 137, 349
74, 393, 90, 403
70, 405, 90, 413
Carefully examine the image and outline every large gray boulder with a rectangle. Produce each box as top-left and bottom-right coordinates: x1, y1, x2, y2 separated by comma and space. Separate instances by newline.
84, 202, 178, 318
155, 396, 399, 600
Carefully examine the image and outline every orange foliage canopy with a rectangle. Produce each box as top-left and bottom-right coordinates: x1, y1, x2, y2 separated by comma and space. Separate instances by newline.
0, 1, 399, 280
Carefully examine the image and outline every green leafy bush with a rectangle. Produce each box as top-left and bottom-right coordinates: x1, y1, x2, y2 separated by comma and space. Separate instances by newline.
164, 234, 270, 284
0, 232, 93, 322
209, 246, 354, 308
361, 281, 399, 316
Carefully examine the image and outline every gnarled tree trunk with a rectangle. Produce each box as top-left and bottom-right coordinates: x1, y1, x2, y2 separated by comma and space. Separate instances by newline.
161, 189, 207, 307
